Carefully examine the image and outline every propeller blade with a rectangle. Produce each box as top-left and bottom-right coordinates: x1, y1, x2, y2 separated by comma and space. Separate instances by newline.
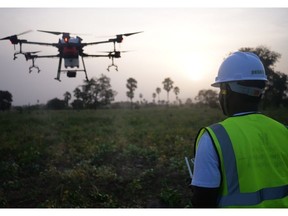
96, 31, 143, 39
17, 30, 33, 36
37, 30, 64, 35
0, 35, 12, 40
0, 30, 32, 40
37, 30, 88, 37
26, 51, 41, 54
121, 31, 143, 37
121, 50, 133, 53
97, 50, 132, 53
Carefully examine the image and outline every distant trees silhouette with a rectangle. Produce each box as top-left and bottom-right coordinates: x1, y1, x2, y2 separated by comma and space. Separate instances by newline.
46, 98, 66, 110
70, 74, 116, 109
63, 91, 71, 107
156, 87, 161, 104
173, 86, 180, 102
0, 90, 13, 111
162, 77, 174, 103
195, 89, 219, 108
126, 77, 137, 108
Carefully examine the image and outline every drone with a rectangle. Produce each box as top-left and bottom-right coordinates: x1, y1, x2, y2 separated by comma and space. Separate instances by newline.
0, 30, 143, 81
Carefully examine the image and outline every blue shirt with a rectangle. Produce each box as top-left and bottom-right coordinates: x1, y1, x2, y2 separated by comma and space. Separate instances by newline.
191, 132, 221, 188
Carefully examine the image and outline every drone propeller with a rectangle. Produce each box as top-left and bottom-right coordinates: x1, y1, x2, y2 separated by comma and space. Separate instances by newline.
109, 31, 143, 44
17, 30, 33, 37
97, 50, 132, 59
118, 31, 143, 37
0, 30, 33, 41
25, 51, 41, 54
37, 30, 64, 35
95, 31, 143, 38
37, 30, 88, 37
98, 50, 131, 53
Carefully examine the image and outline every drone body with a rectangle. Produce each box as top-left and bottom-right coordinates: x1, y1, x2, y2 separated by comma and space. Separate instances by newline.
0, 30, 142, 81
60, 37, 81, 68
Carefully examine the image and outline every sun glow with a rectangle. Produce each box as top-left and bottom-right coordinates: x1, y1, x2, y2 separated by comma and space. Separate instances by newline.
182, 53, 210, 81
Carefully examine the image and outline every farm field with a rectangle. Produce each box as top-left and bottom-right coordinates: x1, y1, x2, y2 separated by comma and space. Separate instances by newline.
0, 106, 287, 208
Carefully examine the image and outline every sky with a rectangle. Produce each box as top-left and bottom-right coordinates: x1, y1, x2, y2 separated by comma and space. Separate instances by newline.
0, 4, 288, 106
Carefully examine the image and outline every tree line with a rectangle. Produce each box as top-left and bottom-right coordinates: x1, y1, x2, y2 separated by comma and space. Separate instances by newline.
47, 76, 182, 110
1, 46, 287, 111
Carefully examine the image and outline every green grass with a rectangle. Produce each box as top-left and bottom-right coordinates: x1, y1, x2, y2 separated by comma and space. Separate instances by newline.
0, 106, 286, 207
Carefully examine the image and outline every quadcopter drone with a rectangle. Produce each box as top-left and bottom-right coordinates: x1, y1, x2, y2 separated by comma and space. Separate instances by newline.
0, 30, 142, 81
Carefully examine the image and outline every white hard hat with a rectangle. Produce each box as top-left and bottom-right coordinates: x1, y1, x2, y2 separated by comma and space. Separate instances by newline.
211, 51, 267, 87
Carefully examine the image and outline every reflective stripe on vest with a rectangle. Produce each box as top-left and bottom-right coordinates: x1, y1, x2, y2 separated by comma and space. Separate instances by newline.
209, 123, 288, 207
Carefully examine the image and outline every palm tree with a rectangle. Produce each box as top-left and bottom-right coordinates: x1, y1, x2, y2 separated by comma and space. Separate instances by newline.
156, 87, 161, 104
173, 86, 180, 104
63, 91, 71, 108
162, 77, 174, 104
126, 77, 137, 107
139, 93, 143, 104
152, 93, 156, 104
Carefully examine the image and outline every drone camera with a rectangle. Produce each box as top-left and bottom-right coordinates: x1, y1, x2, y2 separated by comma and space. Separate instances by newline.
64, 37, 69, 43
67, 71, 77, 78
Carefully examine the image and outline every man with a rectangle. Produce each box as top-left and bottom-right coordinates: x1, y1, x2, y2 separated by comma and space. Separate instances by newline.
191, 51, 288, 207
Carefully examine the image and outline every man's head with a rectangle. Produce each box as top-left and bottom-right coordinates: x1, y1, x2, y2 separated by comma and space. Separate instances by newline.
212, 51, 267, 116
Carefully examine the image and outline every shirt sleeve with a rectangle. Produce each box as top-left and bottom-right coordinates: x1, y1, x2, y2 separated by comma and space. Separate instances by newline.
191, 131, 221, 188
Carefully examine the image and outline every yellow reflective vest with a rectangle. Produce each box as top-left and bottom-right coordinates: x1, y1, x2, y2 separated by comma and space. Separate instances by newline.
195, 113, 288, 207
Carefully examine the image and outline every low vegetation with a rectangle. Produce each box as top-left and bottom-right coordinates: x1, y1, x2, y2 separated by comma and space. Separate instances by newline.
0, 106, 286, 207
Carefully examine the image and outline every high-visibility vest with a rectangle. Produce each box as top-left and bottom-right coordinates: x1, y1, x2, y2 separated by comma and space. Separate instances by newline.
195, 114, 288, 207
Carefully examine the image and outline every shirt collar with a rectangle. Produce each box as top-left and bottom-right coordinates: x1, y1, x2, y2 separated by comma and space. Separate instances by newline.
232, 111, 260, 116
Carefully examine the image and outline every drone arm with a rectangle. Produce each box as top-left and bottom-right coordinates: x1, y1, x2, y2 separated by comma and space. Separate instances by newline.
35, 54, 60, 58
82, 53, 109, 58
82, 40, 111, 46
22, 41, 57, 47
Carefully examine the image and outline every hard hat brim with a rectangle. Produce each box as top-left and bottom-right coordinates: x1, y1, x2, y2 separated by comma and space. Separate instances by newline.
211, 77, 268, 88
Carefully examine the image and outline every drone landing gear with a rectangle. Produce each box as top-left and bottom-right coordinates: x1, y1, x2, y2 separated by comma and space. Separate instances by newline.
107, 64, 118, 72
13, 52, 21, 60
29, 66, 40, 73
29, 58, 40, 73
107, 57, 118, 72
55, 56, 89, 81
13, 42, 24, 60
81, 56, 89, 81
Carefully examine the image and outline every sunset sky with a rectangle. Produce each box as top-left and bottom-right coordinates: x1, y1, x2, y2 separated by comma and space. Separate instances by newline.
0, 3, 288, 106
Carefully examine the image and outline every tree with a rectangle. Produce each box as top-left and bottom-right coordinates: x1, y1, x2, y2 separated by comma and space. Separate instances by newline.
82, 78, 97, 107
71, 74, 116, 109
152, 93, 157, 104
139, 93, 143, 104
195, 89, 219, 108
239, 46, 288, 108
63, 91, 71, 108
97, 75, 117, 106
73, 87, 82, 100
72, 87, 84, 109
0, 90, 13, 111
156, 87, 161, 104
173, 86, 180, 103
126, 77, 137, 107
46, 98, 66, 110
185, 98, 193, 106
71, 99, 84, 110
162, 77, 174, 103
